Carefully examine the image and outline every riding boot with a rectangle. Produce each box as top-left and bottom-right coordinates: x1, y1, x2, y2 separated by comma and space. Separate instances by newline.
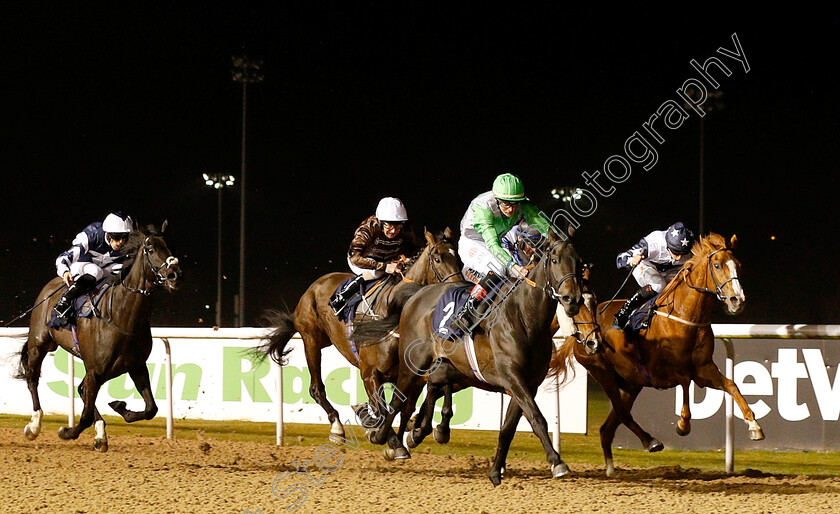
452, 271, 503, 334
330, 274, 365, 315
53, 274, 97, 321
612, 285, 657, 330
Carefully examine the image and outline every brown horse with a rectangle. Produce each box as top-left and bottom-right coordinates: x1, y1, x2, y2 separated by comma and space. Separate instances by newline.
554, 232, 756, 477
257, 229, 461, 445
16, 223, 181, 451
352, 230, 583, 484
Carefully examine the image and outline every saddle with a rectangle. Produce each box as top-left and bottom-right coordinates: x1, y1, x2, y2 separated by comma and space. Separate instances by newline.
331, 276, 389, 324
47, 281, 112, 330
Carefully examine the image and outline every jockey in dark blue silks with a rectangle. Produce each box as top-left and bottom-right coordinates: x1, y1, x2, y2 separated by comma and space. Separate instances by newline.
501, 221, 546, 268
53, 212, 134, 321
612, 221, 696, 330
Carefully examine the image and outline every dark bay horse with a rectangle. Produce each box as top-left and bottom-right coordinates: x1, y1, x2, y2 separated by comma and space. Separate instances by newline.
257, 229, 461, 445
353, 230, 583, 485
16, 223, 181, 451
554, 233, 755, 477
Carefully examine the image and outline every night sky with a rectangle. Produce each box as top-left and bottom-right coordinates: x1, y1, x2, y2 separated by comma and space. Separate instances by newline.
3, 6, 838, 327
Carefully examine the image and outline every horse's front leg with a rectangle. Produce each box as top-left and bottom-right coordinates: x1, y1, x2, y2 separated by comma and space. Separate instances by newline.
504, 373, 569, 481
676, 380, 692, 436
58, 371, 101, 441
694, 363, 765, 440
488, 397, 523, 486
109, 364, 159, 423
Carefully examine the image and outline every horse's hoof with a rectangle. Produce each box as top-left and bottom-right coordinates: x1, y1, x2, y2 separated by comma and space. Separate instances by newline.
675, 421, 691, 437
328, 432, 346, 444
605, 465, 616, 478
433, 426, 450, 444
749, 428, 765, 441
57, 426, 72, 440
488, 471, 502, 487
94, 438, 109, 453
406, 415, 417, 433
405, 430, 418, 449
647, 439, 664, 452
24, 425, 39, 441
365, 430, 376, 443
393, 447, 411, 460
383, 448, 396, 461
109, 400, 127, 413
552, 462, 570, 478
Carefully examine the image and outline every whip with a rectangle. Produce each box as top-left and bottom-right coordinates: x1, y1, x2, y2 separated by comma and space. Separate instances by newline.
3, 284, 66, 327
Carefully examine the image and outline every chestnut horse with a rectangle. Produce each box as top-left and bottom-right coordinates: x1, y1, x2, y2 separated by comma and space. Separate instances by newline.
352, 230, 583, 485
16, 223, 181, 451
257, 229, 461, 444
554, 233, 757, 477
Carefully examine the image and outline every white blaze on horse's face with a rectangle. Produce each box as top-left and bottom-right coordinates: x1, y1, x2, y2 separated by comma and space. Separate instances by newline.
724, 259, 746, 314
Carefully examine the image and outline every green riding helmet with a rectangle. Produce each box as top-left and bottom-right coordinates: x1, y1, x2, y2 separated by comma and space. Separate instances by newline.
492, 173, 527, 202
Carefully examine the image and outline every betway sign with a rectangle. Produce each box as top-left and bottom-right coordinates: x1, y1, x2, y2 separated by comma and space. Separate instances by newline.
614, 337, 840, 451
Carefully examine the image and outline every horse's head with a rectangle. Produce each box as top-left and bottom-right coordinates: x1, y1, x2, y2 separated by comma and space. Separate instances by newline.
693, 233, 745, 314
542, 228, 583, 317
409, 228, 461, 284
123, 221, 182, 293
577, 264, 602, 354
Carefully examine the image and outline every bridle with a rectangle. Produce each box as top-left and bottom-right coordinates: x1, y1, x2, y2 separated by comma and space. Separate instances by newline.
426, 239, 461, 283
542, 240, 581, 302
683, 248, 740, 302
121, 237, 180, 296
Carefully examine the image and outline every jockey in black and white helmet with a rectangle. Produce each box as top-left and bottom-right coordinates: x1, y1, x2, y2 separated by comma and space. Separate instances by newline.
612, 221, 696, 330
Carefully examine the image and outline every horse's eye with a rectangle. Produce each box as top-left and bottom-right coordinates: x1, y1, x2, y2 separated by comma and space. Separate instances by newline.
714, 263, 721, 269
552, 259, 557, 264
434, 258, 441, 263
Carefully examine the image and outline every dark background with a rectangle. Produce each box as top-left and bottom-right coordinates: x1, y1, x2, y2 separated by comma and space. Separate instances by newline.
3, 6, 838, 326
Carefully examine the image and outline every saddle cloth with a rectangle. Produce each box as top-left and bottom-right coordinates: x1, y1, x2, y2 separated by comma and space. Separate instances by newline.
627, 295, 660, 332
46, 281, 112, 330
431, 285, 472, 341
331, 276, 388, 324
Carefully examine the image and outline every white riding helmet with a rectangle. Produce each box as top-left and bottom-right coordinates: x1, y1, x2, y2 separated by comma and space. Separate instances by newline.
103, 212, 134, 234
375, 197, 408, 222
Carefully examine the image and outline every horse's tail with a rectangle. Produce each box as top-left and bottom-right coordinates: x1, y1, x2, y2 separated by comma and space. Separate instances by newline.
14, 337, 31, 380
351, 313, 401, 346
387, 282, 423, 316
253, 308, 297, 365
546, 335, 577, 385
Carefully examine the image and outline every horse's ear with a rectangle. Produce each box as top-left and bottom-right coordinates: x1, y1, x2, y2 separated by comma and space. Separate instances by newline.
444, 226, 453, 240
548, 228, 559, 244
161, 219, 168, 234
567, 224, 576, 239
729, 234, 738, 249
424, 229, 435, 246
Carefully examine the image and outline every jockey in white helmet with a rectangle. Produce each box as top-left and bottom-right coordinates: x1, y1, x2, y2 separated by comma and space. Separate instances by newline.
329, 197, 422, 315
53, 212, 134, 321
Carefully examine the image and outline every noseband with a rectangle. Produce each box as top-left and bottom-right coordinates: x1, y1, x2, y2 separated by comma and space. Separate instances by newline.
121, 237, 180, 296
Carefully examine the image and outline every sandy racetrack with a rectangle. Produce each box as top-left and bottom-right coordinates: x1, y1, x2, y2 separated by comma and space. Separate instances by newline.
2, 428, 838, 513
